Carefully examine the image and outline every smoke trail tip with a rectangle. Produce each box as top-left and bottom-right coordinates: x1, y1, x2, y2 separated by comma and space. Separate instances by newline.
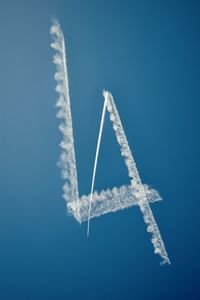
103, 90, 109, 98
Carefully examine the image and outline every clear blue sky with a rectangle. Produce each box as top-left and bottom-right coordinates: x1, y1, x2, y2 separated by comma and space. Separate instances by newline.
0, 1, 200, 299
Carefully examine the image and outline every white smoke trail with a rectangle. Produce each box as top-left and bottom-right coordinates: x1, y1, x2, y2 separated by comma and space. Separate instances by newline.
87, 96, 107, 237
103, 91, 170, 265
68, 184, 161, 222
50, 20, 79, 205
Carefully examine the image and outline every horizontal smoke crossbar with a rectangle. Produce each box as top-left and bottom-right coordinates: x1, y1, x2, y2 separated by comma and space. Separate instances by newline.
68, 184, 162, 223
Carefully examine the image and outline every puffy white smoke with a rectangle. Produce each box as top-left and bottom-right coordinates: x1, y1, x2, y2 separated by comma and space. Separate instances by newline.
50, 19, 79, 204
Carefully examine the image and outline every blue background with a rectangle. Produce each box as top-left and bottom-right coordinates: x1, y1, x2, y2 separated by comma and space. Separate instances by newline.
1, 0, 200, 299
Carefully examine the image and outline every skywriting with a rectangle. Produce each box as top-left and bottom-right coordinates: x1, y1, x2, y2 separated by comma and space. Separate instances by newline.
50, 19, 170, 265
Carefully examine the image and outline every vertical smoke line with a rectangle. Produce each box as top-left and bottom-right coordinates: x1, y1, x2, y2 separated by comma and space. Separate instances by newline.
103, 91, 170, 265
50, 20, 79, 205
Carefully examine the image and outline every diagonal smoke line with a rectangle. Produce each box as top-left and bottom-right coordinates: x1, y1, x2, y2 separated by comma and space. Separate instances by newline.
103, 91, 170, 265
50, 19, 79, 206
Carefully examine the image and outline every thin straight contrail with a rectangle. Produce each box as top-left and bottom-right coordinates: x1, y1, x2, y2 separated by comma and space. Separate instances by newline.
87, 95, 108, 237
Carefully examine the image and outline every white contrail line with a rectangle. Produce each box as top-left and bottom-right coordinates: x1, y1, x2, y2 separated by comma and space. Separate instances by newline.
87, 94, 108, 237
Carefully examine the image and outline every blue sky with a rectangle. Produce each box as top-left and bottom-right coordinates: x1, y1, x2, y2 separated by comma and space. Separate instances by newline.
0, 1, 200, 299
